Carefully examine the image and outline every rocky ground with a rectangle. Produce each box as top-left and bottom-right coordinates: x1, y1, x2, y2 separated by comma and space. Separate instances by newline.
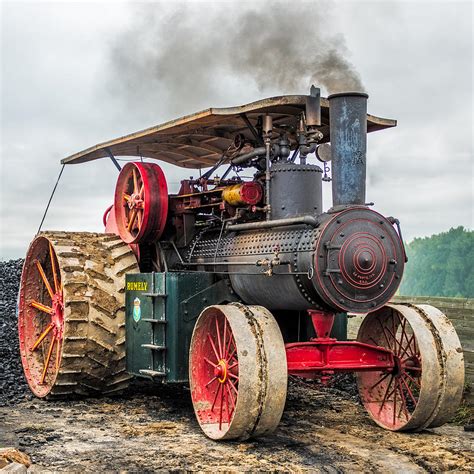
1, 259, 473, 472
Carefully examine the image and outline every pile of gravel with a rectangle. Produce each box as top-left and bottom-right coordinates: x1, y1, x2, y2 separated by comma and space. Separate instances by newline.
0, 259, 30, 406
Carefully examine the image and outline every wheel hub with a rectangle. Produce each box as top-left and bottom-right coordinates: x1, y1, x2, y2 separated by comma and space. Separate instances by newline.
51, 293, 64, 339
128, 193, 143, 210
214, 360, 228, 383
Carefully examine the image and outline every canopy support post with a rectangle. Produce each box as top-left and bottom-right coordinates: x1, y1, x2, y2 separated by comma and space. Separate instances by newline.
105, 147, 121, 171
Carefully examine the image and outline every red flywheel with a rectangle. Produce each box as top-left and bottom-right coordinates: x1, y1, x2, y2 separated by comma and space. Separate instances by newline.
114, 162, 168, 244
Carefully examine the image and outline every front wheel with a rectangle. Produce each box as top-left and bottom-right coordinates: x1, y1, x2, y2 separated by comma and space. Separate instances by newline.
189, 303, 287, 441
357, 303, 464, 431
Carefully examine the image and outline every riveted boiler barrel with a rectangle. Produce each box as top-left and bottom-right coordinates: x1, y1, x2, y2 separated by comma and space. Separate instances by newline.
270, 163, 323, 220
186, 207, 405, 314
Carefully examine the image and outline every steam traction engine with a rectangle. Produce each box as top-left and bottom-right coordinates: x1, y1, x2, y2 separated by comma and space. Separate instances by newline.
18, 88, 465, 440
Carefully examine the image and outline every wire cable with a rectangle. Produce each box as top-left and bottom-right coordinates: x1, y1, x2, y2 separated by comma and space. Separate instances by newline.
36, 164, 65, 235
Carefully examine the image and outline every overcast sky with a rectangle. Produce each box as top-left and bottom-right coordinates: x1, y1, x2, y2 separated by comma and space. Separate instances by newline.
1, 0, 472, 260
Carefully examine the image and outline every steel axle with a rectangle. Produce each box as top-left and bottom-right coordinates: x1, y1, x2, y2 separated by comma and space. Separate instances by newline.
285, 310, 397, 378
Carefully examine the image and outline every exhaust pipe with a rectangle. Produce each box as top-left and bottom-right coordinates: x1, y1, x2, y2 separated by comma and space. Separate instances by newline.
328, 92, 368, 207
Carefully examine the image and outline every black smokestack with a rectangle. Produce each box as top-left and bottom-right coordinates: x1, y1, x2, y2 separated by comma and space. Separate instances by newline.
329, 92, 368, 207
106, 3, 365, 120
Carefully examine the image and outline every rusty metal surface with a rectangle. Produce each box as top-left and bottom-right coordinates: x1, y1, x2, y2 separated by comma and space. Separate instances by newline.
61, 95, 396, 168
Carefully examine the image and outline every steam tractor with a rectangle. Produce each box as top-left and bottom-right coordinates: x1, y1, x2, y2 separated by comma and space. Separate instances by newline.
18, 88, 465, 440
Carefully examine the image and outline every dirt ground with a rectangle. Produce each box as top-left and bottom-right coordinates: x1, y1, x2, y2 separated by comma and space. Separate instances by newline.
1, 379, 473, 473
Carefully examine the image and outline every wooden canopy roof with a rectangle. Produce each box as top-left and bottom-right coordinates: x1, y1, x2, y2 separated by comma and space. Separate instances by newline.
61, 95, 396, 169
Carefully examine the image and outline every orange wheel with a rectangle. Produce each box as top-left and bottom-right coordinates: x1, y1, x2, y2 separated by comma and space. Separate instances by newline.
18, 237, 64, 397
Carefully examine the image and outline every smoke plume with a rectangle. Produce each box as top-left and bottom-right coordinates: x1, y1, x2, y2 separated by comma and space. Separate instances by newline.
107, 2, 364, 120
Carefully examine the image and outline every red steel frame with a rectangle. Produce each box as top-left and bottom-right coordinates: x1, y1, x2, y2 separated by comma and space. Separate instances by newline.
285, 310, 396, 378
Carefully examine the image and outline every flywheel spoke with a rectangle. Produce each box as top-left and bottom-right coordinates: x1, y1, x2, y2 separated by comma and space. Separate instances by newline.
132, 168, 138, 193
127, 209, 138, 231
49, 243, 59, 293
31, 323, 54, 351
40, 335, 56, 384
30, 300, 53, 315
35, 260, 54, 300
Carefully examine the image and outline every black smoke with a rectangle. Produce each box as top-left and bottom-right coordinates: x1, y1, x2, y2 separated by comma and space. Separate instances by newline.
107, 1, 364, 119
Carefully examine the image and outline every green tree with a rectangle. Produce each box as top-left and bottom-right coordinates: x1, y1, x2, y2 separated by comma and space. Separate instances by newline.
398, 227, 474, 297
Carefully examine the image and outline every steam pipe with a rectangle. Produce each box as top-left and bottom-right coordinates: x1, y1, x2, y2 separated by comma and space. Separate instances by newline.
328, 92, 368, 206
226, 215, 318, 232
231, 147, 266, 166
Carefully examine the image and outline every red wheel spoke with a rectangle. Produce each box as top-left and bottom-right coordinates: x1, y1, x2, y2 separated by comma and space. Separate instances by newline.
377, 318, 391, 348
393, 383, 398, 426
228, 372, 239, 381
49, 243, 59, 293
391, 311, 398, 353
369, 371, 391, 391
400, 376, 418, 405
229, 378, 238, 395
219, 381, 224, 430
30, 300, 53, 315
399, 334, 415, 359
227, 346, 237, 363
204, 357, 217, 368
211, 383, 222, 411
139, 184, 144, 198
368, 336, 379, 346
206, 376, 218, 387
35, 260, 54, 300
404, 372, 421, 388
225, 327, 233, 358
228, 361, 238, 371
225, 383, 236, 413
40, 336, 56, 384
31, 323, 54, 351
207, 334, 220, 362
378, 376, 395, 414
397, 314, 409, 357
385, 325, 403, 354
215, 317, 223, 359
397, 379, 410, 419
225, 386, 231, 423
223, 318, 227, 359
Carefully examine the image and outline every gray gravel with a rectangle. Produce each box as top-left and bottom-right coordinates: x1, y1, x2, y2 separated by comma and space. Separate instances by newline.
0, 259, 30, 406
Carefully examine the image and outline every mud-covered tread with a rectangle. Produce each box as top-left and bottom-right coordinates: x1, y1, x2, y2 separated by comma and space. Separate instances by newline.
37, 231, 138, 398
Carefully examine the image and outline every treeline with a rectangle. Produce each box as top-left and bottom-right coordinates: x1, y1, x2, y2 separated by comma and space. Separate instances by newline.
398, 226, 473, 298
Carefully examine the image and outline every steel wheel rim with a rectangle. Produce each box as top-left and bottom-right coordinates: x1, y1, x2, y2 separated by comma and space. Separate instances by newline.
18, 236, 64, 397
189, 304, 287, 440
190, 308, 239, 436
357, 304, 442, 431
414, 304, 464, 428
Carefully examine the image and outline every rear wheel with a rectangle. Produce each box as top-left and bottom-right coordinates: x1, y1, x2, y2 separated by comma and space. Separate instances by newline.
189, 303, 287, 440
18, 232, 138, 398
